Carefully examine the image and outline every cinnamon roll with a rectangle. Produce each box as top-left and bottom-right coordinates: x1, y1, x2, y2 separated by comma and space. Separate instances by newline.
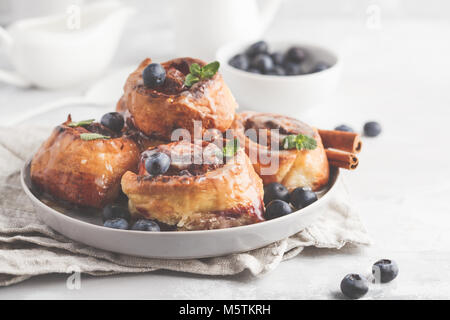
117, 57, 238, 140
30, 116, 140, 208
121, 140, 265, 230
230, 111, 329, 191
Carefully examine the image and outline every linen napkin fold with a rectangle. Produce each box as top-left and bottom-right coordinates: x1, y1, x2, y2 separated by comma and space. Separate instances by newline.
0, 126, 370, 287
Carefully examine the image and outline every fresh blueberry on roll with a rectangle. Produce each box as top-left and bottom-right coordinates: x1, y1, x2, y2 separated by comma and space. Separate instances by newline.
145, 152, 171, 176
290, 187, 318, 210
103, 218, 129, 230
143, 63, 166, 88
340, 274, 369, 299
264, 182, 289, 205
265, 200, 293, 220
101, 112, 124, 133
131, 219, 161, 232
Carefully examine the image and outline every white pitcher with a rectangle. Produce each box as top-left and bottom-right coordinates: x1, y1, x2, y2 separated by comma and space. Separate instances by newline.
173, 0, 281, 60
0, 0, 135, 89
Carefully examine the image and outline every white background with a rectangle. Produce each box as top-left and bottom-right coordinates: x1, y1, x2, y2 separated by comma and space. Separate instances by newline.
0, 0, 450, 299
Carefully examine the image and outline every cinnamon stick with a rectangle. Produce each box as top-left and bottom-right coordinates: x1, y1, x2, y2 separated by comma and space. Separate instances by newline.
318, 129, 362, 154
325, 149, 359, 170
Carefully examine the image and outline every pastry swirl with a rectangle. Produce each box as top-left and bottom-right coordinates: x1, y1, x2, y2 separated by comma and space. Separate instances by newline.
121, 140, 265, 230
30, 116, 140, 208
230, 111, 329, 191
117, 57, 238, 140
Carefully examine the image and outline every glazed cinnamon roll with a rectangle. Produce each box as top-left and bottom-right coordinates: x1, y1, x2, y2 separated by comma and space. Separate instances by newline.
121, 140, 265, 230
230, 111, 329, 191
117, 57, 238, 140
30, 116, 140, 208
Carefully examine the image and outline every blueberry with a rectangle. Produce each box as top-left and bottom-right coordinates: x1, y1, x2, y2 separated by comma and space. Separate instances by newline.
145, 152, 171, 175
103, 218, 129, 230
131, 219, 161, 232
247, 68, 261, 74
312, 62, 330, 73
372, 259, 399, 283
266, 66, 286, 76
286, 47, 306, 63
271, 52, 285, 65
289, 187, 318, 210
250, 54, 274, 73
100, 112, 124, 133
334, 124, 354, 132
283, 61, 304, 76
229, 54, 249, 71
102, 204, 130, 222
340, 274, 369, 299
143, 63, 166, 88
264, 200, 293, 220
263, 182, 289, 205
245, 41, 269, 57
363, 121, 382, 137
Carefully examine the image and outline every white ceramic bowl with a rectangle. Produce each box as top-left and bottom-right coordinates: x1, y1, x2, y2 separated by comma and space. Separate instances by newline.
21, 161, 340, 259
216, 41, 341, 116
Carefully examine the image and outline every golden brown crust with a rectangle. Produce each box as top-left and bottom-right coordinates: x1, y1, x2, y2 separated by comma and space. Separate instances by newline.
117, 57, 238, 140
30, 118, 140, 208
230, 111, 330, 191
121, 141, 265, 230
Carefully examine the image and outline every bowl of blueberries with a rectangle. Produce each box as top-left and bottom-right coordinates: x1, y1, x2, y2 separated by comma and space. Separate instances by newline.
216, 40, 341, 114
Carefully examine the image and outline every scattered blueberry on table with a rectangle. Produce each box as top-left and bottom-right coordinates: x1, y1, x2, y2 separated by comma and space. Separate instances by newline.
340, 274, 369, 299
334, 124, 354, 132
372, 259, 399, 283
101, 112, 124, 133
103, 218, 129, 230
289, 187, 318, 210
131, 219, 161, 232
143, 62, 166, 88
102, 204, 131, 222
229, 41, 331, 76
264, 200, 293, 220
363, 121, 382, 137
263, 182, 290, 205
145, 152, 171, 176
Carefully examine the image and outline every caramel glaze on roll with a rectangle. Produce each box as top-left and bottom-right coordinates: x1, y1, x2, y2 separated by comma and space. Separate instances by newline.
31, 116, 140, 208
117, 57, 238, 141
121, 140, 265, 230
230, 111, 329, 191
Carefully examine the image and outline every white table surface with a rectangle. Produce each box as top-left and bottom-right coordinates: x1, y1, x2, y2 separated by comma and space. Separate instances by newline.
1, 14, 450, 299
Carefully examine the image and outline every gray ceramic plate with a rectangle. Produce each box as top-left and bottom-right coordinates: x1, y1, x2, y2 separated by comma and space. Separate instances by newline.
21, 161, 339, 259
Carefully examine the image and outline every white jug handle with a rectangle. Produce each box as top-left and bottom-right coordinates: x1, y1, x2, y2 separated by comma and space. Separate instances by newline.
258, 0, 282, 34
0, 26, 31, 88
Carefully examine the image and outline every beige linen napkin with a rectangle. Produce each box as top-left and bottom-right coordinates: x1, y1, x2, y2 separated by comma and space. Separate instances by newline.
0, 126, 370, 287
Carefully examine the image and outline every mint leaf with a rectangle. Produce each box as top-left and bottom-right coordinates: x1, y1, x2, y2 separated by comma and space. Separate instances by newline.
184, 61, 220, 87
282, 134, 317, 150
201, 61, 220, 78
189, 63, 202, 76
222, 138, 240, 157
68, 119, 95, 127
80, 133, 110, 141
184, 73, 200, 87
